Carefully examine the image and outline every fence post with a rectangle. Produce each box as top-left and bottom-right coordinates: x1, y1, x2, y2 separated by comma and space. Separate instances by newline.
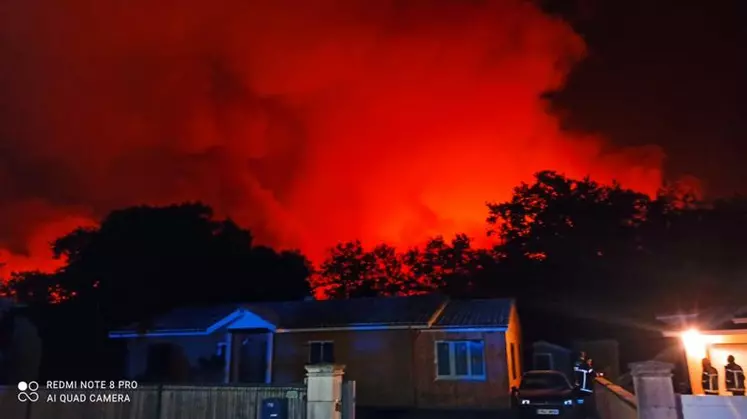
630, 361, 678, 419
342, 381, 356, 419
305, 364, 345, 419
155, 384, 164, 419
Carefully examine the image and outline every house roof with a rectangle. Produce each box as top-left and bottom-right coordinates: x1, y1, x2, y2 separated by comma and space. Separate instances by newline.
431, 298, 513, 328
109, 294, 515, 338
246, 293, 447, 329
134, 304, 242, 333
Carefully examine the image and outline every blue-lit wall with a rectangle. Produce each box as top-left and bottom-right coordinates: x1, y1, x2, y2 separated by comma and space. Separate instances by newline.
125, 332, 227, 383
273, 329, 418, 407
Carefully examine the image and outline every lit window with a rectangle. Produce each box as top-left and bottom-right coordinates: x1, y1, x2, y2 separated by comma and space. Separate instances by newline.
435, 340, 486, 380
309, 341, 335, 364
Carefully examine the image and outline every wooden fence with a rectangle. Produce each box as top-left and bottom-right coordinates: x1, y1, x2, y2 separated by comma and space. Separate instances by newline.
0, 384, 307, 419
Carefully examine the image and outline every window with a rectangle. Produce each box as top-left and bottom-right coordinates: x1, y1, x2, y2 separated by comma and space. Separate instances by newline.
308, 341, 335, 364
510, 343, 517, 380
435, 340, 486, 380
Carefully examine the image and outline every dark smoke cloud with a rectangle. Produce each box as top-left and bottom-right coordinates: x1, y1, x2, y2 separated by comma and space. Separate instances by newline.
0, 0, 663, 276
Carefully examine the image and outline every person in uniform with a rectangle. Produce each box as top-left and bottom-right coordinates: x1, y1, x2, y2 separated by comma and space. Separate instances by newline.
574, 356, 596, 394
701, 358, 719, 395
573, 351, 588, 387
725, 355, 746, 396
582, 358, 598, 392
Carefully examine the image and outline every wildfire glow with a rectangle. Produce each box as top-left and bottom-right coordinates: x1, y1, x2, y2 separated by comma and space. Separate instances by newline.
0, 0, 663, 277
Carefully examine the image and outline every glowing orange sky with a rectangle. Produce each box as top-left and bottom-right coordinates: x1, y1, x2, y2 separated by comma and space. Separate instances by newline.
0, 0, 663, 278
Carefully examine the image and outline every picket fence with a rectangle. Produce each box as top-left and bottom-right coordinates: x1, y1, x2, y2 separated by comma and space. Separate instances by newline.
0, 383, 307, 419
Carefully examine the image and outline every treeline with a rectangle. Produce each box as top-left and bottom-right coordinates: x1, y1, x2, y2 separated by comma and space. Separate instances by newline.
2, 169, 747, 325
313, 170, 747, 313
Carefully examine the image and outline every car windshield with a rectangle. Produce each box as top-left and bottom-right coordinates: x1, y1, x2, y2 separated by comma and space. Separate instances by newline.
519, 372, 572, 390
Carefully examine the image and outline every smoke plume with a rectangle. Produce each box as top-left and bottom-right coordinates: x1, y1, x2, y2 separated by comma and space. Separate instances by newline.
0, 0, 663, 276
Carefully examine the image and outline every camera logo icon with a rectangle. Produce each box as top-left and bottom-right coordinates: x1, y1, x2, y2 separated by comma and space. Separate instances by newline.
17, 381, 39, 402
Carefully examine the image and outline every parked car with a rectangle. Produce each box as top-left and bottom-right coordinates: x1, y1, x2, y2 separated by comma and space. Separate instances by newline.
512, 370, 583, 418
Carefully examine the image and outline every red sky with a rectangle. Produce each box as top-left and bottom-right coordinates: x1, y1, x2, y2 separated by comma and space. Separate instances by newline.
0, 0, 664, 277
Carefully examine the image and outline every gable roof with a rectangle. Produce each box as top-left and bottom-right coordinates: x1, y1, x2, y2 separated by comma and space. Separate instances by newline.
109, 295, 514, 338
137, 304, 241, 333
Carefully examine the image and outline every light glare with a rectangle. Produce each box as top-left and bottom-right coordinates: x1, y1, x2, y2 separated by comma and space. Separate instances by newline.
681, 329, 708, 359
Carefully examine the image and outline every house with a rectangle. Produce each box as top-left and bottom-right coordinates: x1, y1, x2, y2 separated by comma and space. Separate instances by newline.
531, 340, 572, 379
656, 305, 747, 395
109, 294, 522, 409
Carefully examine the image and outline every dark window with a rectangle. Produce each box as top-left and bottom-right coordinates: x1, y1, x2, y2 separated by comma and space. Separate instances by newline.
510, 343, 517, 380
309, 341, 335, 364
435, 340, 486, 380
436, 342, 452, 376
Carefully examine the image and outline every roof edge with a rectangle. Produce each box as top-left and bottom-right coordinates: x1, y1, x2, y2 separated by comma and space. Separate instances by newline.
423, 326, 508, 332
109, 308, 247, 338
108, 297, 516, 338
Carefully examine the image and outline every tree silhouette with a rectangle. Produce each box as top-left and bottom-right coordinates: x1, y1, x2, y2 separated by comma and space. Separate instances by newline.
311, 171, 747, 312
315, 234, 496, 299
315, 241, 378, 299
2, 202, 312, 328
485, 171, 655, 299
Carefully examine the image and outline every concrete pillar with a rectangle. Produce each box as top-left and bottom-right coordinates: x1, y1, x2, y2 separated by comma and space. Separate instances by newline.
630, 361, 679, 419
223, 333, 233, 383
265, 332, 274, 384
306, 364, 345, 419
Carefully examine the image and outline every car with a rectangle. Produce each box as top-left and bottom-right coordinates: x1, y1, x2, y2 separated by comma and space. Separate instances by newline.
512, 370, 584, 418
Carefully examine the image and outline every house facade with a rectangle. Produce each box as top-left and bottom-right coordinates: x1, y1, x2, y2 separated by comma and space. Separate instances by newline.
531, 341, 572, 379
657, 305, 747, 395
109, 295, 522, 409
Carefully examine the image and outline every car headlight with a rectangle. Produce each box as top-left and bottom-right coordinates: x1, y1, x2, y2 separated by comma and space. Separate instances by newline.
520, 399, 530, 405
563, 400, 573, 406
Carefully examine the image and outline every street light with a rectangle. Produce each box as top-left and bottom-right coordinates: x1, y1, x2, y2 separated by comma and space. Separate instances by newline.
681, 328, 708, 359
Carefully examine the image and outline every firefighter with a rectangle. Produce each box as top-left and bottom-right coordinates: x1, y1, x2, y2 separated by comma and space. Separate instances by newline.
573, 351, 588, 387
583, 358, 598, 392
701, 358, 719, 395
574, 355, 595, 394
725, 355, 746, 396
